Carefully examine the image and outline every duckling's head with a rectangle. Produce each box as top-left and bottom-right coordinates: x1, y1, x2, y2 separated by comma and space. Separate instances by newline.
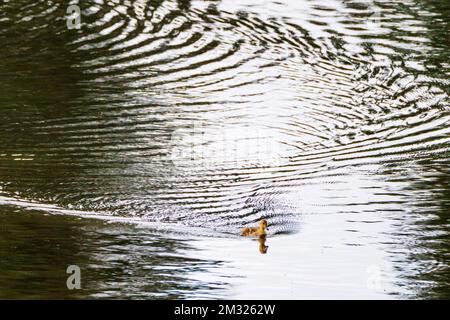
260, 219, 269, 230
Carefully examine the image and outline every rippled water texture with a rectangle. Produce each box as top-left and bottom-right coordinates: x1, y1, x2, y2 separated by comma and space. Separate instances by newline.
0, 0, 449, 299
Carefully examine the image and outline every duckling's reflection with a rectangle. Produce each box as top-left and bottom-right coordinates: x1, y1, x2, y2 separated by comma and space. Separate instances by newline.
258, 235, 268, 254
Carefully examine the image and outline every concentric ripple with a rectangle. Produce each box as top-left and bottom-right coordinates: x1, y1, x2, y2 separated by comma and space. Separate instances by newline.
0, 0, 449, 242
1, 0, 450, 299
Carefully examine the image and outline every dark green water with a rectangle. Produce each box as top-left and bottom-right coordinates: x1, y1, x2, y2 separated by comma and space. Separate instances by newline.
0, 0, 449, 299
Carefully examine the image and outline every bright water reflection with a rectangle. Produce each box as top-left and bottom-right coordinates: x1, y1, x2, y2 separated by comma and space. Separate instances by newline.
0, 0, 449, 299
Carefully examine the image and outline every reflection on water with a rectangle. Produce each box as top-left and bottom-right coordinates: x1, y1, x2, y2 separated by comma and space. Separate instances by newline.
0, 207, 231, 299
258, 236, 268, 254
0, 0, 449, 299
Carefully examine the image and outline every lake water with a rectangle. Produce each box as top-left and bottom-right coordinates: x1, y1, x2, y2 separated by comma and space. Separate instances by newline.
0, 0, 449, 299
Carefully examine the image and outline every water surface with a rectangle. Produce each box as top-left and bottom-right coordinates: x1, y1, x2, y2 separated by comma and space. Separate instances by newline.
0, 0, 449, 299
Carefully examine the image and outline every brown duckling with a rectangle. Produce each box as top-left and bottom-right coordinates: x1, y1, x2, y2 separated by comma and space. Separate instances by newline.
241, 219, 269, 237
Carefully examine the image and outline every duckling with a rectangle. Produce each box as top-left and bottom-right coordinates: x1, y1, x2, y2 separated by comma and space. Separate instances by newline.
241, 219, 269, 237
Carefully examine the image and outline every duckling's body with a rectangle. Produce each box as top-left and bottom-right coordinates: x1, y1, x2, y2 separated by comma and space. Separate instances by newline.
241, 219, 269, 237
